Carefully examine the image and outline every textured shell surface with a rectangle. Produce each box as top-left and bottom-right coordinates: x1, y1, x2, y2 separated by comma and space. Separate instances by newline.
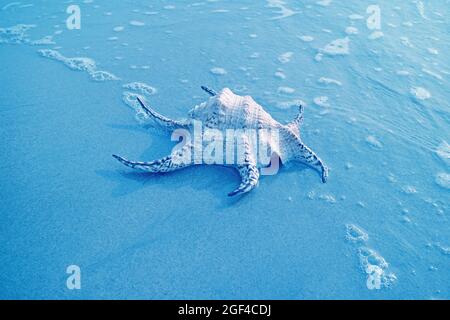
188, 88, 280, 130
113, 86, 329, 196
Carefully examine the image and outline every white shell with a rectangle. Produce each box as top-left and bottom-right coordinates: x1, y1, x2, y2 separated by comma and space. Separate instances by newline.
189, 88, 280, 130
113, 87, 328, 196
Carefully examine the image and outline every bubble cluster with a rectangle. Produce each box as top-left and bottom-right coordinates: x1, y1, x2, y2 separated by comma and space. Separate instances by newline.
345, 224, 369, 242
436, 141, 450, 166
435, 173, 450, 190
123, 82, 157, 96
358, 247, 397, 288
210, 67, 227, 75
321, 37, 350, 56
0, 24, 35, 44
410, 86, 431, 100
38, 49, 119, 82
122, 82, 158, 123
345, 224, 397, 290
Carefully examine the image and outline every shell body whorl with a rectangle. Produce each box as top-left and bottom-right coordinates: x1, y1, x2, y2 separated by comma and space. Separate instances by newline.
188, 88, 280, 130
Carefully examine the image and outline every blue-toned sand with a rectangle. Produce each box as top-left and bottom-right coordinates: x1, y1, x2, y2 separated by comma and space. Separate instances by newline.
0, 0, 449, 299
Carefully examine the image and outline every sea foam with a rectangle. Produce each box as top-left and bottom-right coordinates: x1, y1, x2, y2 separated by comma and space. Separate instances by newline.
38, 49, 119, 82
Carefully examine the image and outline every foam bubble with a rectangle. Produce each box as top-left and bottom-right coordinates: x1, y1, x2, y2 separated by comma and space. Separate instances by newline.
129, 20, 145, 27
274, 71, 286, 79
427, 48, 439, 55
307, 191, 316, 200
314, 96, 329, 107
346, 224, 369, 242
31, 35, 55, 45
368, 31, 384, 40
266, 0, 297, 20
366, 135, 382, 149
396, 70, 410, 76
402, 185, 418, 194
417, 1, 427, 19
38, 49, 119, 81
318, 77, 342, 86
435, 243, 450, 255
212, 9, 229, 13
410, 86, 431, 100
436, 141, 450, 166
278, 52, 293, 64
400, 37, 414, 48
345, 225, 397, 289
113, 26, 124, 32
277, 86, 295, 94
316, 0, 332, 7
349, 14, 364, 20
435, 173, 450, 189
321, 37, 350, 56
299, 35, 314, 42
123, 82, 157, 96
91, 70, 119, 81
345, 27, 358, 35
276, 99, 305, 110
65, 57, 97, 72
210, 67, 227, 75
319, 194, 336, 203
0, 24, 35, 44
122, 91, 148, 122
358, 247, 397, 289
